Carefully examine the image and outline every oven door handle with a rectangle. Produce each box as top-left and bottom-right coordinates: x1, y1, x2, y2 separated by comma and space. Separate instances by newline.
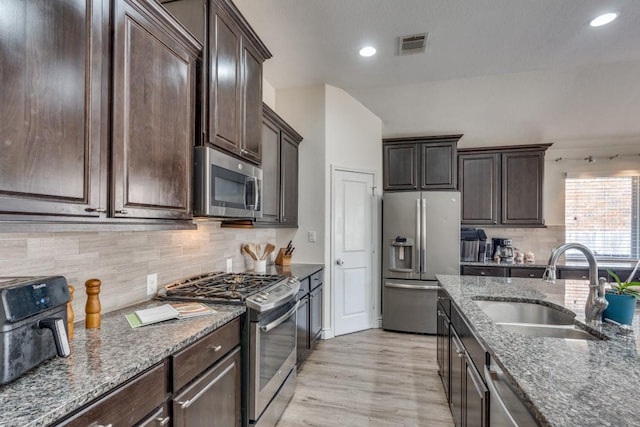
260, 301, 299, 332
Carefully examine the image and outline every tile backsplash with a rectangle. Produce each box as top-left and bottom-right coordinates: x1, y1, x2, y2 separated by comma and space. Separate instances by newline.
0, 222, 275, 321
483, 225, 565, 262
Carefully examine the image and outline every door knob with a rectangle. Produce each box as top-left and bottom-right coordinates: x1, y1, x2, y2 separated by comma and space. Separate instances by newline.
336, 259, 344, 265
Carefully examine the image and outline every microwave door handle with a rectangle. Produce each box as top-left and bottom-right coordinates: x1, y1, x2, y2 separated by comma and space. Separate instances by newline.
245, 176, 258, 210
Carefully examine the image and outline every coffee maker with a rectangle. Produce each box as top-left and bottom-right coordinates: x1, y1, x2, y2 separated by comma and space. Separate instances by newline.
492, 238, 514, 263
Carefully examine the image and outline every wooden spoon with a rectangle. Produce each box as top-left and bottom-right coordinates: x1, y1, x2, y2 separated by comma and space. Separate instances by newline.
262, 243, 276, 260
242, 244, 258, 260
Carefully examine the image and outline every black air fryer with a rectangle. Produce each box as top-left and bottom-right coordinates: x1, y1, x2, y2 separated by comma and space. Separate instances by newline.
0, 276, 71, 384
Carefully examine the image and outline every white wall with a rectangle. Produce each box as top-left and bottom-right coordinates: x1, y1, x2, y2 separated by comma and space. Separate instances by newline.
274, 85, 327, 263
324, 85, 383, 328
262, 78, 276, 110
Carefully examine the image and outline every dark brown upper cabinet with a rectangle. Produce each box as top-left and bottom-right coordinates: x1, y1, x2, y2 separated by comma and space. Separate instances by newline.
0, 0, 201, 224
258, 104, 303, 227
161, 0, 271, 165
0, 0, 108, 218
208, 0, 270, 165
458, 144, 550, 227
112, 0, 200, 220
383, 135, 461, 191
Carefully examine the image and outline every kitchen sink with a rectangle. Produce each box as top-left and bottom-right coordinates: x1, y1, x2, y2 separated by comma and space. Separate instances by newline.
474, 300, 575, 325
497, 323, 601, 340
474, 299, 604, 341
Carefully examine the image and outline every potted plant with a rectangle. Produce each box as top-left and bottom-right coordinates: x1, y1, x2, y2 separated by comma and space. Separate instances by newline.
603, 270, 640, 325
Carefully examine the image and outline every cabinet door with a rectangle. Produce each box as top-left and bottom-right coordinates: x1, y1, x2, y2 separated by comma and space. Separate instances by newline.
449, 330, 465, 427
209, 4, 241, 154
296, 295, 310, 365
420, 142, 457, 190
259, 117, 280, 223
173, 347, 241, 427
280, 133, 299, 225
383, 144, 418, 191
501, 151, 544, 225
0, 0, 106, 217
436, 307, 450, 401
459, 153, 500, 225
241, 40, 263, 164
310, 284, 323, 344
112, 0, 198, 219
464, 359, 488, 427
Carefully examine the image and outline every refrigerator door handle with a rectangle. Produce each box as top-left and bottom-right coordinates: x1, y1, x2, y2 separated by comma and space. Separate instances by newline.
416, 198, 421, 274
421, 198, 427, 274
384, 282, 441, 291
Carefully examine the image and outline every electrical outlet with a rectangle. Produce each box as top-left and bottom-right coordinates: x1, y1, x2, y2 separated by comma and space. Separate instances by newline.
308, 231, 317, 243
146, 273, 158, 296
226, 258, 233, 273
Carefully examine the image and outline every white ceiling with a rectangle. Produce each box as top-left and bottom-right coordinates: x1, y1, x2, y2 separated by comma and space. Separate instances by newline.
233, 0, 640, 148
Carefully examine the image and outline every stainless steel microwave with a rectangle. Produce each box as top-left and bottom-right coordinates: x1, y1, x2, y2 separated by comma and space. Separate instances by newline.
193, 146, 263, 218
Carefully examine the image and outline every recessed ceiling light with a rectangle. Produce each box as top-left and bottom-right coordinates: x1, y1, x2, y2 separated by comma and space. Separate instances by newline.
359, 46, 376, 57
590, 12, 618, 27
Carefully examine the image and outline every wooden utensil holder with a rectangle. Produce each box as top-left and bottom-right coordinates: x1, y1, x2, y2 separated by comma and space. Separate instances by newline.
275, 248, 292, 266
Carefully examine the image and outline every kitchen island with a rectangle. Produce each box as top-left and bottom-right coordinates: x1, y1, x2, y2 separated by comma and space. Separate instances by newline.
0, 301, 244, 427
437, 274, 640, 426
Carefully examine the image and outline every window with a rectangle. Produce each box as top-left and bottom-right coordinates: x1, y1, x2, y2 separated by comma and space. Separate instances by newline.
565, 173, 640, 260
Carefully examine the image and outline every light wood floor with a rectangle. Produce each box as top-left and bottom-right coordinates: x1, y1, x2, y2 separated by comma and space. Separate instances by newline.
276, 329, 454, 427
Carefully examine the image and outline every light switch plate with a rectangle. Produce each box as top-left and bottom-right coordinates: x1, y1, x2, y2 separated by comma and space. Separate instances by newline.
226, 258, 233, 273
146, 273, 158, 296
308, 231, 317, 243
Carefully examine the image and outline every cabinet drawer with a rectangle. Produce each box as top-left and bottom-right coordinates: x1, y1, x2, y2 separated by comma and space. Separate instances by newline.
509, 267, 545, 279
460, 266, 507, 277
298, 277, 310, 294
310, 269, 323, 290
558, 268, 589, 280
172, 317, 241, 391
56, 362, 167, 427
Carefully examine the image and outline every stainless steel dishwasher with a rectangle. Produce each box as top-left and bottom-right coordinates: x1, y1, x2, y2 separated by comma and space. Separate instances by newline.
484, 358, 538, 426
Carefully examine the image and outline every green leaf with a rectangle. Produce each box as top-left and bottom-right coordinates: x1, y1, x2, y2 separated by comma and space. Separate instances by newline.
608, 270, 622, 286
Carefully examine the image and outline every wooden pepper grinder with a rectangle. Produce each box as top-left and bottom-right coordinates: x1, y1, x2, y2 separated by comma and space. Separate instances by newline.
85, 279, 102, 329
67, 285, 75, 339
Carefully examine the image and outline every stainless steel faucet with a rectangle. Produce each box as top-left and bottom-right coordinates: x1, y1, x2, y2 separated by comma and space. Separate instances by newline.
542, 243, 608, 324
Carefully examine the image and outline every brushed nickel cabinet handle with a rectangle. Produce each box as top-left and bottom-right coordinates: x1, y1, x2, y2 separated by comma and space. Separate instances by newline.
115, 209, 128, 214
156, 416, 170, 426
208, 344, 222, 352
85, 207, 106, 213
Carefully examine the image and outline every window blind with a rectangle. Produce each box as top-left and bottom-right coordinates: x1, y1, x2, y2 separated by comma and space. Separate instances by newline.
565, 174, 639, 259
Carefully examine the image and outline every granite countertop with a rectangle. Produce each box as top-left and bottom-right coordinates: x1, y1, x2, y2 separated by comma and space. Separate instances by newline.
460, 260, 640, 270
264, 263, 324, 279
0, 301, 245, 427
437, 274, 640, 427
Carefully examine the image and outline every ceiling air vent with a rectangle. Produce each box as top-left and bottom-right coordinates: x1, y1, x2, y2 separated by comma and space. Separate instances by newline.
398, 33, 428, 56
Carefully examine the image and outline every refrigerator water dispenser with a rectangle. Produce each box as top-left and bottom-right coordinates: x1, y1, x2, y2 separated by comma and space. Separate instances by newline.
389, 237, 414, 272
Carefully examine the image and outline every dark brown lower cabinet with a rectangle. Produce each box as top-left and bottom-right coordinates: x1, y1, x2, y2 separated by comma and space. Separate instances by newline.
172, 347, 241, 427
460, 266, 508, 277
55, 361, 168, 426
509, 267, 546, 279
296, 293, 310, 363
310, 284, 323, 346
439, 291, 488, 427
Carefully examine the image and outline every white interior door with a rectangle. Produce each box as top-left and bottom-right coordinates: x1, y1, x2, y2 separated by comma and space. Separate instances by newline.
333, 169, 375, 336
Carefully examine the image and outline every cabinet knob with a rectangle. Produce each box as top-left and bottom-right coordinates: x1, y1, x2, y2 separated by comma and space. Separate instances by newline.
456, 349, 465, 358
336, 259, 344, 266
480, 272, 486, 276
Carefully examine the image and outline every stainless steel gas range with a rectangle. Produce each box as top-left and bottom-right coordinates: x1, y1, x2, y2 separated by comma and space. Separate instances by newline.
158, 272, 300, 427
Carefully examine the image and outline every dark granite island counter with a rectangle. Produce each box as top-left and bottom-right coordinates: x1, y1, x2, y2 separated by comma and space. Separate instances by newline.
436, 274, 640, 427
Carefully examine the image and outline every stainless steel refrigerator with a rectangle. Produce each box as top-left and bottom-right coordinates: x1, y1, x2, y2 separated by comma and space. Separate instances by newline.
382, 191, 460, 333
